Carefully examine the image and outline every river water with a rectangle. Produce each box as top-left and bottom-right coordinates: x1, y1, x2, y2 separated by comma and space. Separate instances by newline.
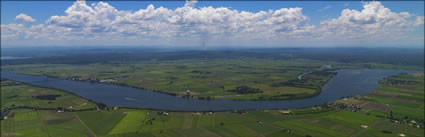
0, 69, 412, 111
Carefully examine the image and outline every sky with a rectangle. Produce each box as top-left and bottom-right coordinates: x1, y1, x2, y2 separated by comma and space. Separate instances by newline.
1, 0, 424, 48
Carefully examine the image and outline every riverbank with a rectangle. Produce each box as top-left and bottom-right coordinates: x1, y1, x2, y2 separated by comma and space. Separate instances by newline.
0, 79, 97, 112
2, 69, 412, 111
8, 69, 336, 101
6, 59, 345, 100
2, 72, 423, 137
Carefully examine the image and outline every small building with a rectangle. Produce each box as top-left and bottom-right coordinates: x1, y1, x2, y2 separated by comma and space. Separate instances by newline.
280, 110, 292, 115
1, 109, 10, 120
185, 90, 192, 96
159, 112, 169, 116
100, 79, 115, 83
312, 106, 322, 110
57, 107, 65, 113
320, 65, 332, 69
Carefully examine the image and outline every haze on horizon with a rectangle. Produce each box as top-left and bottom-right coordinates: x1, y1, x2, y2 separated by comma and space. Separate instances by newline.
1, 0, 424, 48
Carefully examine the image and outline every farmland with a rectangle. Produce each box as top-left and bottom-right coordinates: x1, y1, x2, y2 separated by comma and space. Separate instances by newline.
8, 58, 339, 100
7, 57, 419, 100
2, 48, 422, 101
1, 72, 424, 137
335, 72, 425, 123
1, 80, 96, 111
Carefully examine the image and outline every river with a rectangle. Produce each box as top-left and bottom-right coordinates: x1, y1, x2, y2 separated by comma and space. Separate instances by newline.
0, 69, 412, 111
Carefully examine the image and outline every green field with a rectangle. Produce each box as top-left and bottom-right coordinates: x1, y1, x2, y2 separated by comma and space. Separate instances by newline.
336, 73, 425, 122
1, 80, 96, 111
3, 108, 423, 137
8, 59, 347, 100
5, 57, 421, 100
1, 72, 424, 137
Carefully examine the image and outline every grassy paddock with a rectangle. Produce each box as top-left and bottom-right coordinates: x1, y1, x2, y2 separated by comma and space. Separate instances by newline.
11, 58, 339, 100
1, 80, 96, 111
2, 70, 423, 137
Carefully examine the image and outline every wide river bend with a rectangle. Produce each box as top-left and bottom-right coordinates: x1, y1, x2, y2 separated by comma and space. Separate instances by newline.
1, 69, 413, 111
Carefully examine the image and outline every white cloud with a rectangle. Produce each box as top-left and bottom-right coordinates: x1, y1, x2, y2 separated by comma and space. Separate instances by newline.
185, 0, 198, 7
1, 24, 26, 39
317, 1, 415, 41
1, 1, 423, 47
318, 5, 331, 12
15, 13, 36, 23
414, 16, 424, 26
30, 1, 311, 42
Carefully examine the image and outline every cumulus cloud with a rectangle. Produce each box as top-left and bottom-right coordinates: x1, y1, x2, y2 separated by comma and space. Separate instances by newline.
31, 1, 311, 42
15, 13, 36, 23
317, 1, 416, 41
415, 16, 424, 26
185, 0, 198, 7
1, 1, 423, 47
1, 24, 26, 39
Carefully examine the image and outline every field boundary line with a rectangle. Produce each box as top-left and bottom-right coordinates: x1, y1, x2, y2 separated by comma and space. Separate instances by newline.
108, 112, 129, 135
231, 112, 298, 137
199, 127, 222, 137
73, 112, 98, 137
212, 113, 215, 128
172, 129, 189, 137
41, 114, 52, 137
350, 120, 383, 137
196, 115, 201, 128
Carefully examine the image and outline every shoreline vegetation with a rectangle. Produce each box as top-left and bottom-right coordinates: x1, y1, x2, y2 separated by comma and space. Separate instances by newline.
2, 72, 423, 137
1, 48, 423, 101
1, 78, 322, 113
2, 58, 355, 101
7, 67, 338, 101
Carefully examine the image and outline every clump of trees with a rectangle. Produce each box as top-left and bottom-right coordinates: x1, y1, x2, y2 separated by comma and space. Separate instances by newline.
34, 95, 61, 100
228, 86, 262, 94
190, 70, 211, 74
379, 78, 420, 85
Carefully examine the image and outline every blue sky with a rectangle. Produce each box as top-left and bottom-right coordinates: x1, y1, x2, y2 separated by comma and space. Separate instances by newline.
1, 1, 424, 48
2, 1, 424, 25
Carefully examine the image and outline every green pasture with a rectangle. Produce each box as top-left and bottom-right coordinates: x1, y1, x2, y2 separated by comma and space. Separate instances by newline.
1, 80, 96, 111
1, 66, 424, 137
12, 58, 337, 100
